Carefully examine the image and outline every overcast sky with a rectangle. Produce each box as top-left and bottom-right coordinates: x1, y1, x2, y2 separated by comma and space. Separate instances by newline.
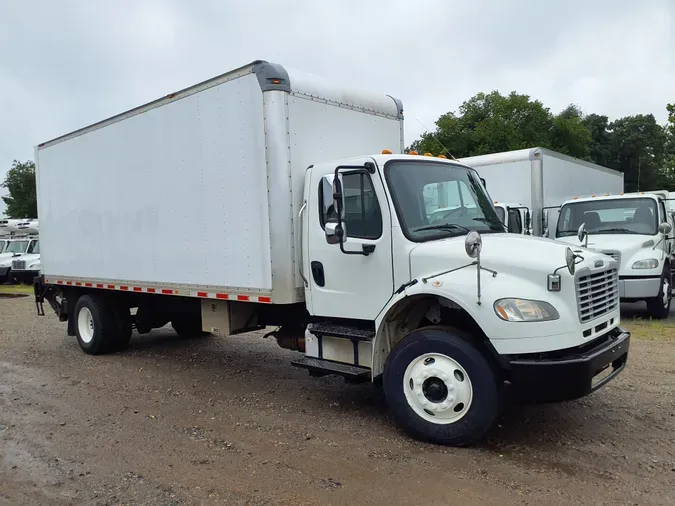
1, 0, 673, 216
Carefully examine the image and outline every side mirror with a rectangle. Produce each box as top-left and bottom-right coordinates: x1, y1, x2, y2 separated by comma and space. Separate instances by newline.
325, 222, 347, 245
322, 174, 345, 221
577, 223, 588, 247
659, 222, 672, 235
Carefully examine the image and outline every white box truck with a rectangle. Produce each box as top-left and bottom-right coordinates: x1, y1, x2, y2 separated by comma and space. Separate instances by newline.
553, 190, 675, 318
457, 148, 624, 236
33, 60, 630, 446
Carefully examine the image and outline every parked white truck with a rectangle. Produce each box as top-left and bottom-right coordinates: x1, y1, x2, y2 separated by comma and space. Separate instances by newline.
457, 148, 624, 236
33, 60, 630, 446
553, 191, 675, 318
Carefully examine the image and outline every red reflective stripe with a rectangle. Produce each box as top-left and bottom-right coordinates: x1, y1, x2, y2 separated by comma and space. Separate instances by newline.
161, 289, 173, 295
120, 286, 129, 291
197, 291, 207, 297
132, 287, 142, 292
85, 283, 93, 287
147, 287, 156, 293
96, 283, 104, 288
57, 280, 63, 285
215, 293, 228, 299
258, 296, 271, 303
66, 281, 72, 286
75, 282, 82, 286
107, 284, 115, 289
237, 295, 249, 301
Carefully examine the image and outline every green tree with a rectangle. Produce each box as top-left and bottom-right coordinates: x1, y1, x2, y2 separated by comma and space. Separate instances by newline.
582, 113, 612, 167
410, 91, 592, 160
1, 160, 37, 218
607, 114, 668, 192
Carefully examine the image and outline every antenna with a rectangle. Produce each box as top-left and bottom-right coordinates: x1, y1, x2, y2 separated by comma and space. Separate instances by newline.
415, 118, 458, 161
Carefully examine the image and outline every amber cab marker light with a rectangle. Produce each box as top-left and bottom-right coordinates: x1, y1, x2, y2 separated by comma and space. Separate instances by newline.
438, 154, 447, 159
409, 150, 418, 155
382, 149, 392, 154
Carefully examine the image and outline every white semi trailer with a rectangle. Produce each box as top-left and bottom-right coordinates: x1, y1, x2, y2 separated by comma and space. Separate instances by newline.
457, 148, 624, 236
33, 60, 629, 446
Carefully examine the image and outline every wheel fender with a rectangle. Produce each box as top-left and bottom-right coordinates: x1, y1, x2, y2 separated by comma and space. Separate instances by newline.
372, 283, 485, 377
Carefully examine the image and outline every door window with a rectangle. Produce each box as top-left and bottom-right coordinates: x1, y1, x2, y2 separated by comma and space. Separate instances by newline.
319, 173, 383, 240
507, 208, 523, 233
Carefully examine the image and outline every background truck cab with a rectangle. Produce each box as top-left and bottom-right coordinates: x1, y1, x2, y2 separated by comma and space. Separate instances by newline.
554, 192, 675, 318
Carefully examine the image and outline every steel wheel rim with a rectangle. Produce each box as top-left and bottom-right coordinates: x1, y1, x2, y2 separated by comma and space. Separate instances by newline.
78, 307, 95, 344
402, 352, 473, 424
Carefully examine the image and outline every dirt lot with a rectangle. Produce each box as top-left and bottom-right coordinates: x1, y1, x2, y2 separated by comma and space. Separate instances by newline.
1, 295, 674, 505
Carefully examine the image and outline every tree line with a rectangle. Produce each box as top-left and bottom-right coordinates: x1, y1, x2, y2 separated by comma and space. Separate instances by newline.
410, 92, 675, 193
2, 94, 674, 218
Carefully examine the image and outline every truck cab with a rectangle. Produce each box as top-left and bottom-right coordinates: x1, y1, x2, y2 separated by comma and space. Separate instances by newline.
10, 238, 41, 284
554, 192, 675, 318
0, 237, 37, 283
297, 153, 628, 443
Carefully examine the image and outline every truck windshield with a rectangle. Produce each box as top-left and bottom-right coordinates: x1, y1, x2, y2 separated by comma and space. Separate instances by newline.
556, 197, 658, 237
385, 161, 504, 241
5, 240, 29, 254
0, 240, 6, 253
494, 206, 505, 224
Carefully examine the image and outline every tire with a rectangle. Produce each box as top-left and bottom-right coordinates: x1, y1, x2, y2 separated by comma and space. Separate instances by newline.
74, 295, 119, 355
171, 318, 208, 339
383, 326, 500, 446
646, 267, 672, 319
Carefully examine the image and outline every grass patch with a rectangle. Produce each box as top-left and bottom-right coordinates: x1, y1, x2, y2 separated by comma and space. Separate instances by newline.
623, 317, 675, 341
0, 284, 33, 295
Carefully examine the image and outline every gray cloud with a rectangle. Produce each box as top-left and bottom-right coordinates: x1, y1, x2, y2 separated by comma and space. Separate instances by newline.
1, 0, 673, 214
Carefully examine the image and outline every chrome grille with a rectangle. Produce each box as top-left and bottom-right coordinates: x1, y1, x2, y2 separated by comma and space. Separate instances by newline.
12, 260, 26, 270
601, 250, 621, 266
576, 268, 619, 323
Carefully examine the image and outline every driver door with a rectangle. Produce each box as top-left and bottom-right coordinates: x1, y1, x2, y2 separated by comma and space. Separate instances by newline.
304, 159, 394, 321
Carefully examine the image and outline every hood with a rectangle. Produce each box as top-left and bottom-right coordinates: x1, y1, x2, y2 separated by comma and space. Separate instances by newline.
0, 253, 39, 268
555, 233, 662, 269
409, 233, 614, 281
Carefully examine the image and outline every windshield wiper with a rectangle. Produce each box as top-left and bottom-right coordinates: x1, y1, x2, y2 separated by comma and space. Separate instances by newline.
415, 223, 470, 234
594, 228, 636, 234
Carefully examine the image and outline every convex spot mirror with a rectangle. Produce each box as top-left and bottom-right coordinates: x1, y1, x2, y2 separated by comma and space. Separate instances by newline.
577, 223, 587, 244
465, 230, 482, 259
659, 222, 672, 235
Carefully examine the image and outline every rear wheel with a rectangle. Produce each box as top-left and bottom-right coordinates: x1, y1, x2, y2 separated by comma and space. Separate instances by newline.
74, 295, 119, 355
646, 267, 671, 319
383, 326, 500, 446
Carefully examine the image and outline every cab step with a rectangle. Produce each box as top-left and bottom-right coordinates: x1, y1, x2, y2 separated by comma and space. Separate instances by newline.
308, 322, 375, 341
291, 357, 370, 381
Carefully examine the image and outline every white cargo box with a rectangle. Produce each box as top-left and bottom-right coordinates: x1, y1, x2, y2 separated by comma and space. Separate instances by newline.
458, 148, 624, 235
36, 60, 404, 304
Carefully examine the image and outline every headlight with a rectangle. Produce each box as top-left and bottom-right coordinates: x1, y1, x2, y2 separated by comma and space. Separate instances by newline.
29, 263, 40, 269
632, 258, 659, 269
494, 298, 560, 322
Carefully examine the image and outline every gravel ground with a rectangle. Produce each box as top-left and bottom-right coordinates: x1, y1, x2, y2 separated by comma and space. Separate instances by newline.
1, 295, 675, 505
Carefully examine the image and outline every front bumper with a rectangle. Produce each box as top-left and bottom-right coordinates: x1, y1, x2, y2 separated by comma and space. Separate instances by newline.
619, 276, 660, 299
506, 326, 630, 403
11, 270, 40, 284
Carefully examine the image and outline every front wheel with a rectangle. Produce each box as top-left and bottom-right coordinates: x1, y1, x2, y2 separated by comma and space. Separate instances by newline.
646, 267, 671, 319
383, 326, 500, 446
